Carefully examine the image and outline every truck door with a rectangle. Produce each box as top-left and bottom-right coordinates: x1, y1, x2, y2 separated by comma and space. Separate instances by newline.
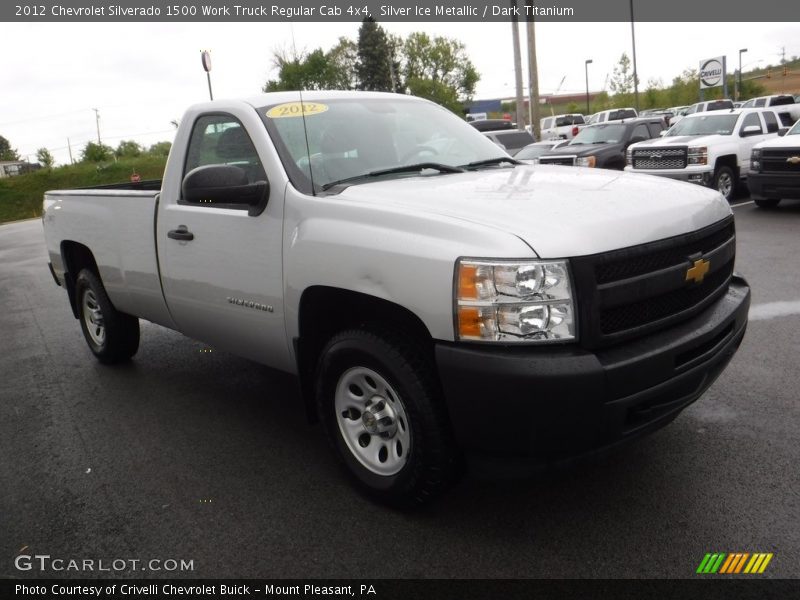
157, 110, 292, 372
738, 112, 772, 175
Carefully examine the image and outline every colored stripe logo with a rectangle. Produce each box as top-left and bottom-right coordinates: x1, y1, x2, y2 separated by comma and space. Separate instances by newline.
696, 552, 773, 574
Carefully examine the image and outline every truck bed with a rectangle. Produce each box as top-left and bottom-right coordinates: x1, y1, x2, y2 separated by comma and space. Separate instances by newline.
43, 187, 172, 327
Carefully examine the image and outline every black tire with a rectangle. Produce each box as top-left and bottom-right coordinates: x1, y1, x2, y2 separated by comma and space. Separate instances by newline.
713, 165, 737, 201
316, 328, 461, 507
75, 269, 140, 364
754, 198, 781, 208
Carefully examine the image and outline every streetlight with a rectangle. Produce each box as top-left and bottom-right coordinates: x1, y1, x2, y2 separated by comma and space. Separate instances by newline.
738, 48, 748, 101
584, 59, 593, 114
201, 50, 214, 101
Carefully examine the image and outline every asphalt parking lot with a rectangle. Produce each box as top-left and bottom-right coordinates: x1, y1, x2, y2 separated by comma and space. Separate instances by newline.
1, 196, 798, 579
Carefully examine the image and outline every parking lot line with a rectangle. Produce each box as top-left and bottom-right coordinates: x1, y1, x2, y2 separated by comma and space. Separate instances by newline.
749, 300, 800, 321
731, 200, 755, 208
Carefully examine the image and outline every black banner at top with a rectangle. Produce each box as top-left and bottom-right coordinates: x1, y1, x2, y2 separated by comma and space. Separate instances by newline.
3, 0, 800, 22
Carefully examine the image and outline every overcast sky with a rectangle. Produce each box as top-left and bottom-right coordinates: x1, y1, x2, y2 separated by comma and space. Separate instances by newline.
1, 21, 798, 165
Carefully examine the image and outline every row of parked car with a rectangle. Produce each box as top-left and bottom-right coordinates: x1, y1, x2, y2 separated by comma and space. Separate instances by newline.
470, 94, 800, 206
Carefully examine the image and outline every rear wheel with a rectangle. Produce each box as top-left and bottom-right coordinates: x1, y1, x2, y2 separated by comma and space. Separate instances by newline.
713, 165, 736, 201
75, 269, 139, 364
316, 329, 461, 507
754, 198, 781, 208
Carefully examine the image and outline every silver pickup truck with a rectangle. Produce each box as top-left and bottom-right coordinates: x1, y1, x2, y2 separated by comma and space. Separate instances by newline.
43, 91, 750, 506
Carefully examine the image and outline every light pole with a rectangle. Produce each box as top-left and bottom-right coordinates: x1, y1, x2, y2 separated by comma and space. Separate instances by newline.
584, 59, 593, 114
201, 50, 214, 101
738, 48, 748, 101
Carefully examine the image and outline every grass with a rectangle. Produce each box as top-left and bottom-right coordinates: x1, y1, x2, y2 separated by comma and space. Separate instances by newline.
0, 156, 167, 224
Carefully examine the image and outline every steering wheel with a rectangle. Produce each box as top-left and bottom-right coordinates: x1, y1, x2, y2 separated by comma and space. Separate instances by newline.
400, 145, 438, 163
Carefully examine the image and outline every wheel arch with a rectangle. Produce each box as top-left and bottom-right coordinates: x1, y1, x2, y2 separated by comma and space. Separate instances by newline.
60, 241, 100, 319
294, 286, 435, 423
714, 154, 739, 179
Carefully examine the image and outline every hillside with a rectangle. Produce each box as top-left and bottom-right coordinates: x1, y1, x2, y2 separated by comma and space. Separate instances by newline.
0, 156, 167, 224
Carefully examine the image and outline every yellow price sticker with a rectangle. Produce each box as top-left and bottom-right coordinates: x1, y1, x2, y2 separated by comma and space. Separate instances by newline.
266, 102, 329, 118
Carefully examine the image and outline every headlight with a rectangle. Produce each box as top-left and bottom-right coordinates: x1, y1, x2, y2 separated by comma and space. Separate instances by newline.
751, 148, 761, 171
626, 147, 633, 166
576, 156, 596, 168
455, 259, 577, 343
688, 146, 708, 165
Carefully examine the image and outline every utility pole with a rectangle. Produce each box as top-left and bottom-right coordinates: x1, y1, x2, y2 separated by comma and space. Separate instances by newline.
525, 1, 541, 140
584, 59, 593, 114
629, 0, 640, 111
92, 109, 101, 144
511, 1, 525, 130
67, 138, 74, 164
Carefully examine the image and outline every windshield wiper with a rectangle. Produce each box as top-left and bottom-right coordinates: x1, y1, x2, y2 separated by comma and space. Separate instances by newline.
461, 157, 521, 169
320, 162, 465, 191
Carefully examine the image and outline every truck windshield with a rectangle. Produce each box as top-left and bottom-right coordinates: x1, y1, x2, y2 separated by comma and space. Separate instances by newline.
668, 114, 738, 136
569, 124, 626, 144
259, 96, 508, 194
786, 120, 800, 136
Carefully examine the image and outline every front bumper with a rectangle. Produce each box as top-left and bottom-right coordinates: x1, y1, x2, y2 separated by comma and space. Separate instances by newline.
624, 165, 714, 186
747, 172, 800, 200
436, 276, 750, 462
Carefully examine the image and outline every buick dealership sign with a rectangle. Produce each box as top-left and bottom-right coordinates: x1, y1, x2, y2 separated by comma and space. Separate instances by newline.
699, 56, 726, 89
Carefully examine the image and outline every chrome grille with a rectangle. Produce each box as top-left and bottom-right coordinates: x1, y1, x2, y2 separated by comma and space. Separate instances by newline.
539, 155, 576, 166
632, 147, 687, 170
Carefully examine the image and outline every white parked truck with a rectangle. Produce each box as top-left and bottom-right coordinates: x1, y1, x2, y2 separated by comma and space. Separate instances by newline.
748, 118, 800, 207
43, 92, 750, 506
625, 108, 781, 200
740, 94, 800, 127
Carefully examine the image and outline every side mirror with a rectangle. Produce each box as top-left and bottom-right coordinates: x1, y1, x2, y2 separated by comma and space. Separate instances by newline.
778, 128, 789, 137
182, 164, 269, 217
659, 130, 668, 137
740, 125, 763, 137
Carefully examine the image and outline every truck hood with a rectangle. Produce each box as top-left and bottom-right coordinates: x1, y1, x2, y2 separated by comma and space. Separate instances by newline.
753, 134, 800, 150
333, 166, 731, 258
632, 134, 729, 148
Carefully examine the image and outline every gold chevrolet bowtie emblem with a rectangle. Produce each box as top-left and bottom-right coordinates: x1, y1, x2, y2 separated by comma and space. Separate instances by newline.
787, 156, 800, 165
686, 258, 710, 284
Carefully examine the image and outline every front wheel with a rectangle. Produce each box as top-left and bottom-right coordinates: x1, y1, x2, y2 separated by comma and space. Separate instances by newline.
754, 198, 781, 208
75, 269, 140, 364
713, 165, 737, 201
316, 329, 461, 507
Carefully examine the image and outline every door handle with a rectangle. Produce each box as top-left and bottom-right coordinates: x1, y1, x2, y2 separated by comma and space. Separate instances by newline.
167, 225, 194, 241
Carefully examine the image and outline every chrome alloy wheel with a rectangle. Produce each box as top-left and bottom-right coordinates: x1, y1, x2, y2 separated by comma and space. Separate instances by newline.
82, 289, 106, 346
334, 367, 412, 476
716, 171, 733, 199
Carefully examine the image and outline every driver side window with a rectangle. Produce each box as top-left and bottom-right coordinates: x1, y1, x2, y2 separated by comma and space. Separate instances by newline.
184, 115, 266, 184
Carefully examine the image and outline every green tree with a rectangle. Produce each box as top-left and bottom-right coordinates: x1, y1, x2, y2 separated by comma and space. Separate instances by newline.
327, 37, 359, 90
402, 32, 479, 114
148, 141, 172, 157
81, 141, 114, 162
115, 140, 142, 158
609, 53, 638, 107
356, 17, 393, 91
264, 44, 357, 92
36, 147, 55, 168
0, 135, 20, 161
